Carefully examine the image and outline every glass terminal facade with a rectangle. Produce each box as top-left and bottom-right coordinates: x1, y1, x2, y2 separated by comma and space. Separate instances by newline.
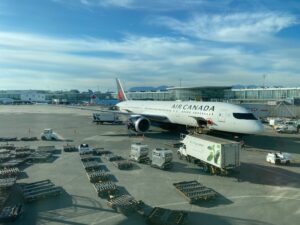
225, 88, 300, 104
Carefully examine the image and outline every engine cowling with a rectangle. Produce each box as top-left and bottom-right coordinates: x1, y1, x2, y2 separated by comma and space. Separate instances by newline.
127, 116, 150, 133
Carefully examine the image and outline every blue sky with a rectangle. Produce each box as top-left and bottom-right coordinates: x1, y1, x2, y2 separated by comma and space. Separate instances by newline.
0, 0, 300, 91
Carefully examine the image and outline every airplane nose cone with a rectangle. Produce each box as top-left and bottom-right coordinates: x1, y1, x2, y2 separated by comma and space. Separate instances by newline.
253, 121, 264, 133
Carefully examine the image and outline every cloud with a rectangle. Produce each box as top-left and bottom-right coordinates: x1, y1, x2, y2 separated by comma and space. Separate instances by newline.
0, 31, 300, 90
152, 12, 298, 42
52, 0, 208, 11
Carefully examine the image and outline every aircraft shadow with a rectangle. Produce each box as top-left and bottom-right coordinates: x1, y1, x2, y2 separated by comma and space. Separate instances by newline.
115, 210, 274, 225
244, 134, 300, 154
235, 162, 300, 188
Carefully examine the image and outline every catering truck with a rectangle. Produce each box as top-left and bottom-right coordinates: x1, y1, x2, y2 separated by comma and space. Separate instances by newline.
177, 134, 241, 175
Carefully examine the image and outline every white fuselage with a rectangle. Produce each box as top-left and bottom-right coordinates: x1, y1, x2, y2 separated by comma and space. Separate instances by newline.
117, 100, 263, 134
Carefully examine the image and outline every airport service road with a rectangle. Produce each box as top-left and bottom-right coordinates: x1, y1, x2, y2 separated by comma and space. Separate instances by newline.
0, 105, 299, 225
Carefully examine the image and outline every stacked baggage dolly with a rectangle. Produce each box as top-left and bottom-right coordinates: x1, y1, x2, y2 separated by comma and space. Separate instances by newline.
107, 194, 144, 215
79, 146, 118, 198
173, 180, 217, 204
145, 207, 188, 225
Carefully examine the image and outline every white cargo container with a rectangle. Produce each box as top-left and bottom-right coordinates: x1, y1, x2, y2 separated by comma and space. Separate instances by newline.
129, 143, 149, 163
151, 148, 173, 170
178, 134, 240, 175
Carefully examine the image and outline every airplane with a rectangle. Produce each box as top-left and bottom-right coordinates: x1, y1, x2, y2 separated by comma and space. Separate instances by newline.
88, 90, 118, 106
105, 79, 264, 135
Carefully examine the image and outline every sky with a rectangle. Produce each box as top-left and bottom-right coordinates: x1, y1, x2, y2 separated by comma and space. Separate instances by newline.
0, 0, 300, 91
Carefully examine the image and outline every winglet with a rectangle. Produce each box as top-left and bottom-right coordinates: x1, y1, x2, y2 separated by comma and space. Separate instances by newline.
116, 78, 128, 102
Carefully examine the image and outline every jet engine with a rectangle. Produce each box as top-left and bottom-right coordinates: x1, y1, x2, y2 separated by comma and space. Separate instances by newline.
127, 116, 150, 133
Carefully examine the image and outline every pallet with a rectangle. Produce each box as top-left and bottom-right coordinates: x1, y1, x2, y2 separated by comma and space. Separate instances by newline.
0, 137, 18, 142
27, 152, 52, 162
0, 178, 16, 189
93, 148, 111, 156
173, 180, 217, 203
0, 159, 25, 168
145, 207, 188, 225
103, 153, 123, 162
107, 194, 143, 214
20, 137, 38, 141
63, 145, 77, 152
113, 160, 133, 170
93, 181, 117, 197
87, 170, 109, 183
82, 161, 102, 171
0, 144, 15, 150
0, 204, 23, 222
0, 168, 19, 178
20, 180, 62, 202
80, 154, 96, 162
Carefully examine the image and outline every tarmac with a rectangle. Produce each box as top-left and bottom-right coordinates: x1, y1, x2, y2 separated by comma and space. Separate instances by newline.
0, 105, 300, 225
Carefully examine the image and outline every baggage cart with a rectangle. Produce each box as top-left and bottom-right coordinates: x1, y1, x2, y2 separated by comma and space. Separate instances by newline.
173, 181, 217, 203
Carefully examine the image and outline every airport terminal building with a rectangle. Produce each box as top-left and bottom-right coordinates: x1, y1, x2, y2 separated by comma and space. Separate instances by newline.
225, 87, 300, 104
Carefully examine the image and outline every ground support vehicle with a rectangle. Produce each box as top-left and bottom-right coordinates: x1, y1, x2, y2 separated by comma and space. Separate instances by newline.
173, 180, 217, 204
20, 137, 38, 141
150, 148, 173, 170
93, 148, 111, 156
87, 170, 110, 183
92, 112, 122, 124
0, 178, 16, 189
40, 129, 60, 141
0, 204, 23, 222
63, 144, 77, 152
107, 194, 144, 214
129, 143, 150, 163
93, 181, 117, 197
103, 153, 123, 162
0, 168, 19, 178
178, 134, 240, 175
20, 179, 62, 202
78, 144, 93, 155
113, 160, 133, 170
145, 207, 188, 225
82, 161, 102, 171
266, 152, 291, 165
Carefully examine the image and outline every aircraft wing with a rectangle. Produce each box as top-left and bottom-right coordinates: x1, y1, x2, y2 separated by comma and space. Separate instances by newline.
92, 108, 171, 123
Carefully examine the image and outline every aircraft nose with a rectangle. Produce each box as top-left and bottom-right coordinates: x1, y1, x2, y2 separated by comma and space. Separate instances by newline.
252, 121, 264, 133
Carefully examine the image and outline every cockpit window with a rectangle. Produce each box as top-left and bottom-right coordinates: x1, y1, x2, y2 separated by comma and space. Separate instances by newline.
233, 113, 257, 120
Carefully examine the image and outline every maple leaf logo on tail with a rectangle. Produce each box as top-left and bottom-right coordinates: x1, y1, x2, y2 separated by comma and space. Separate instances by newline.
116, 78, 128, 102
